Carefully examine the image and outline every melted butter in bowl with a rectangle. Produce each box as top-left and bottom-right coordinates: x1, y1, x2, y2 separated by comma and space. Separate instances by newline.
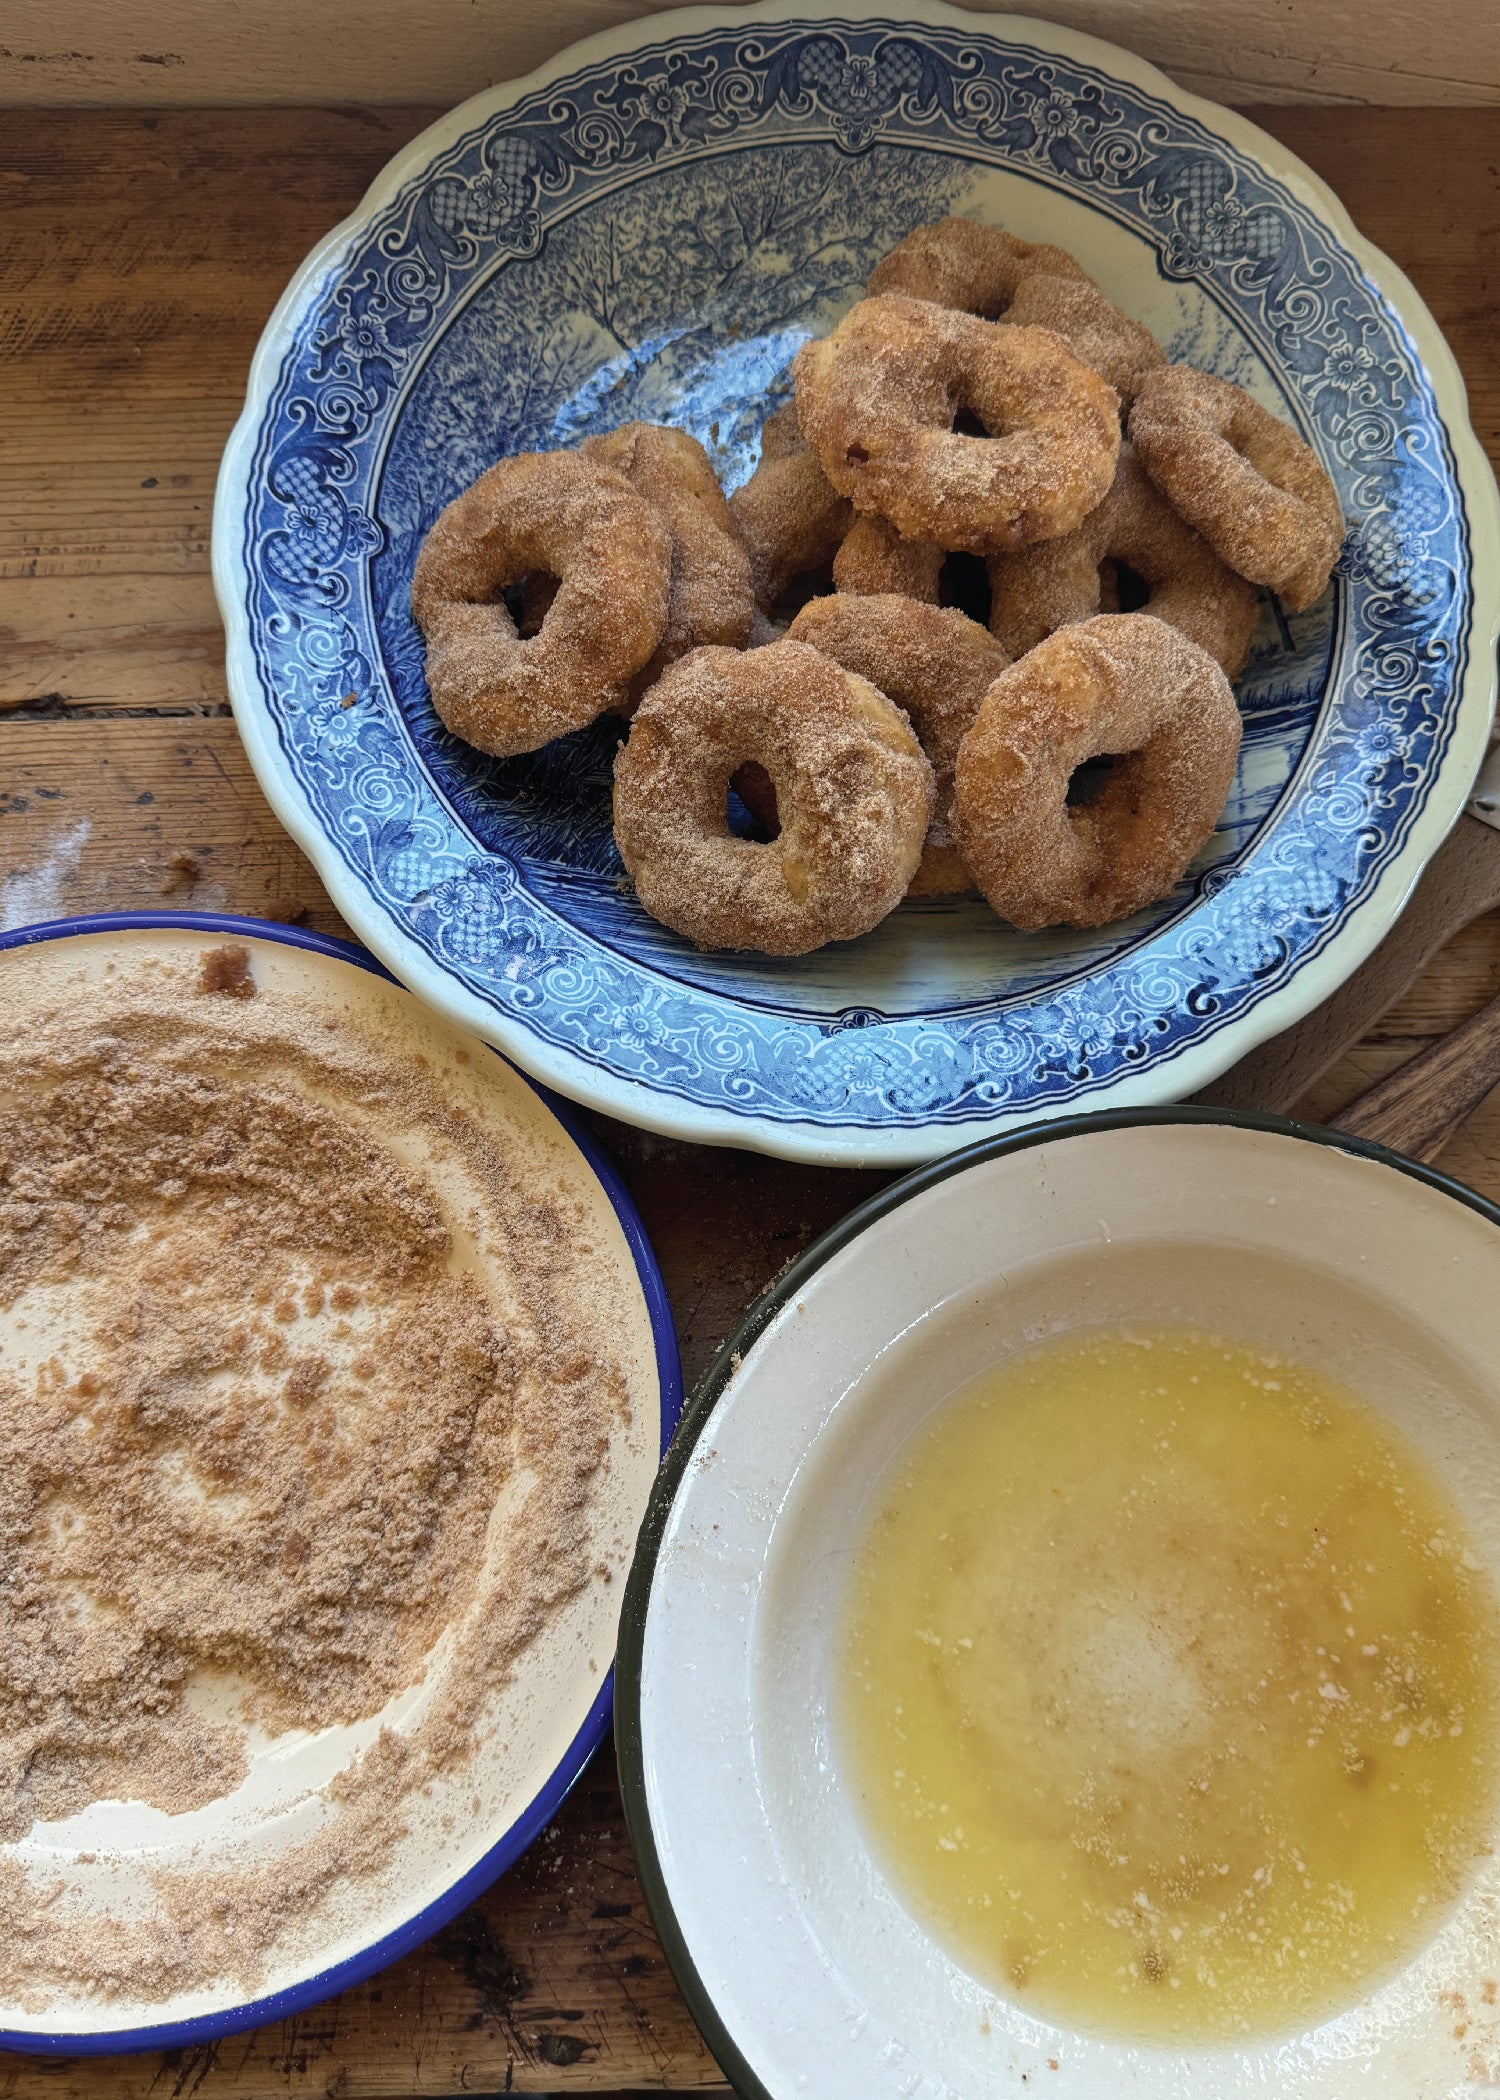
640, 1123, 1500, 2096
839, 1328, 1500, 2043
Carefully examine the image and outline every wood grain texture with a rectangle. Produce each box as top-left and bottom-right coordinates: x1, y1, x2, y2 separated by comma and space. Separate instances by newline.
1, 0, 1497, 110
1332, 987, 1500, 1159
5, 99, 1500, 2097
1197, 816, 1500, 1117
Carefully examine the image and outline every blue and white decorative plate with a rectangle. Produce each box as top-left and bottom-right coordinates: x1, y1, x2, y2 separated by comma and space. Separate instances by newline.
215, 0, 1500, 1167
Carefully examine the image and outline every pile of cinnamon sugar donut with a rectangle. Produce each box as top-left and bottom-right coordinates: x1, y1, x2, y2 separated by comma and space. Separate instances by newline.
413, 216, 1345, 956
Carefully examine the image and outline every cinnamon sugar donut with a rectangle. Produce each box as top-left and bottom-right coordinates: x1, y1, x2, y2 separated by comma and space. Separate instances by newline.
793, 294, 1120, 554
988, 447, 1259, 676
412, 451, 671, 756
1129, 366, 1344, 611
1004, 271, 1165, 403
729, 401, 853, 614
581, 422, 754, 684
787, 594, 1009, 896
831, 519, 1003, 633
952, 613, 1241, 931
868, 217, 1165, 400
613, 640, 934, 955
832, 514, 944, 602
869, 217, 1086, 311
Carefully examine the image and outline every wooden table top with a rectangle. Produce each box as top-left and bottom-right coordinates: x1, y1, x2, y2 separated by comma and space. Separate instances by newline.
3, 99, 1500, 2099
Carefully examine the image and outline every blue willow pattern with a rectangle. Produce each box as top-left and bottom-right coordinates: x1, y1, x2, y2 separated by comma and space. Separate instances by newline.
235, 18, 1469, 1134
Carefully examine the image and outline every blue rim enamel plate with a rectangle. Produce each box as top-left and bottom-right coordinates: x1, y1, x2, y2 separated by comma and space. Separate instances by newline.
0, 913, 681, 2052
213, 1, 1500, 1167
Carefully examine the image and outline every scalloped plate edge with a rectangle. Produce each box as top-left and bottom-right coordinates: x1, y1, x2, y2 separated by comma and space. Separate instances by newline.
212, 0, 1500, 1167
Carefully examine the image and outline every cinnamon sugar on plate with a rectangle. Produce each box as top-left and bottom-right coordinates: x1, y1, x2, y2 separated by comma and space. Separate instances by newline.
0, 937, 648, 2012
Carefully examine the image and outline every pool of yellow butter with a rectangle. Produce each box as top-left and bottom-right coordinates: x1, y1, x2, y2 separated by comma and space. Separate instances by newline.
839, 1328, 1500, 2041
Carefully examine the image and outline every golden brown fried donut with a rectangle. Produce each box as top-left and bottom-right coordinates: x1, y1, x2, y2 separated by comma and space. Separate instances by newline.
613, 641, 934, 955
581, 422, 754, 685
728, 401, 853, 614
787, 594, 1009, 896
869, 216, 1087, 310
793, 294, 1120, 554
1003, 271, 1165, 403
869, 216, 1164, 400
411, 451, 671, 756
988, 447, 1259, 677
952, 613, 1241, 931
1129, 366, 1344, 611
832, 514, 944, 602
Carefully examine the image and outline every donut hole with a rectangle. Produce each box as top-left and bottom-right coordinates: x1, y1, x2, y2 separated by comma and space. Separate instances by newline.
949, 403, 991, 439
1097, 557, 1153, 617
938, 551, 994, 627
846, 443, 871, 465
770, 561, 837, 628
728, 761, 781, 843
1065, 753, 1119, 809
500, 570, 560, 639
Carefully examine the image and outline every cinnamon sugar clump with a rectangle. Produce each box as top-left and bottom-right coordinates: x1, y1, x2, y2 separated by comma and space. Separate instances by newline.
198, 943, 256, 998
0, 957, 627, 2005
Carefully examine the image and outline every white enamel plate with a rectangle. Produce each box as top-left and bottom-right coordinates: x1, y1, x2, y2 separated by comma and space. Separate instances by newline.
618, 1114, 1500, 2096
0, 914, 679, 2052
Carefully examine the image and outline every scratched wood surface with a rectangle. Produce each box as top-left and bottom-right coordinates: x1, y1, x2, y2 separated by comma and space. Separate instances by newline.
3, 0, 1499, 111
2, 102, 1500, 2096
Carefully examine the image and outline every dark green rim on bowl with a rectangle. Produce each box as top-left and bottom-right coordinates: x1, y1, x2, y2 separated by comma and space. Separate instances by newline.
613, 1104, 1500, 2099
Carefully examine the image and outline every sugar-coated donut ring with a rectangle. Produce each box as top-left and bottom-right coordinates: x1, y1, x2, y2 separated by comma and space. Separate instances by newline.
729, 402, 853, 613
613, 641, 934, 955
869, 216, 1087, 311
988, 447, 1259, 677
832, 514, 944, 602
952, 613, 1242, 931
1129, 366, 1343, 611
411, 451, 671, 756
581, 422, 754, 686
788, 594, 1010, 896
1002, 272, 1165, 404
869, 217, 1164, 401
757, 400, 807, 463
793, 294, 1120, 554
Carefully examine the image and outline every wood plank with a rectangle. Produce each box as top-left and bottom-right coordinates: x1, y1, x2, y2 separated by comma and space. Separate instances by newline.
1, 716, 342, 932
1, 0, 1498, 112
0, 106, 445, 713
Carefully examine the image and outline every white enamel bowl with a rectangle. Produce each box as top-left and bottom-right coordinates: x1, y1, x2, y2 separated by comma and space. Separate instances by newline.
618, 1112, 1500, 2097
